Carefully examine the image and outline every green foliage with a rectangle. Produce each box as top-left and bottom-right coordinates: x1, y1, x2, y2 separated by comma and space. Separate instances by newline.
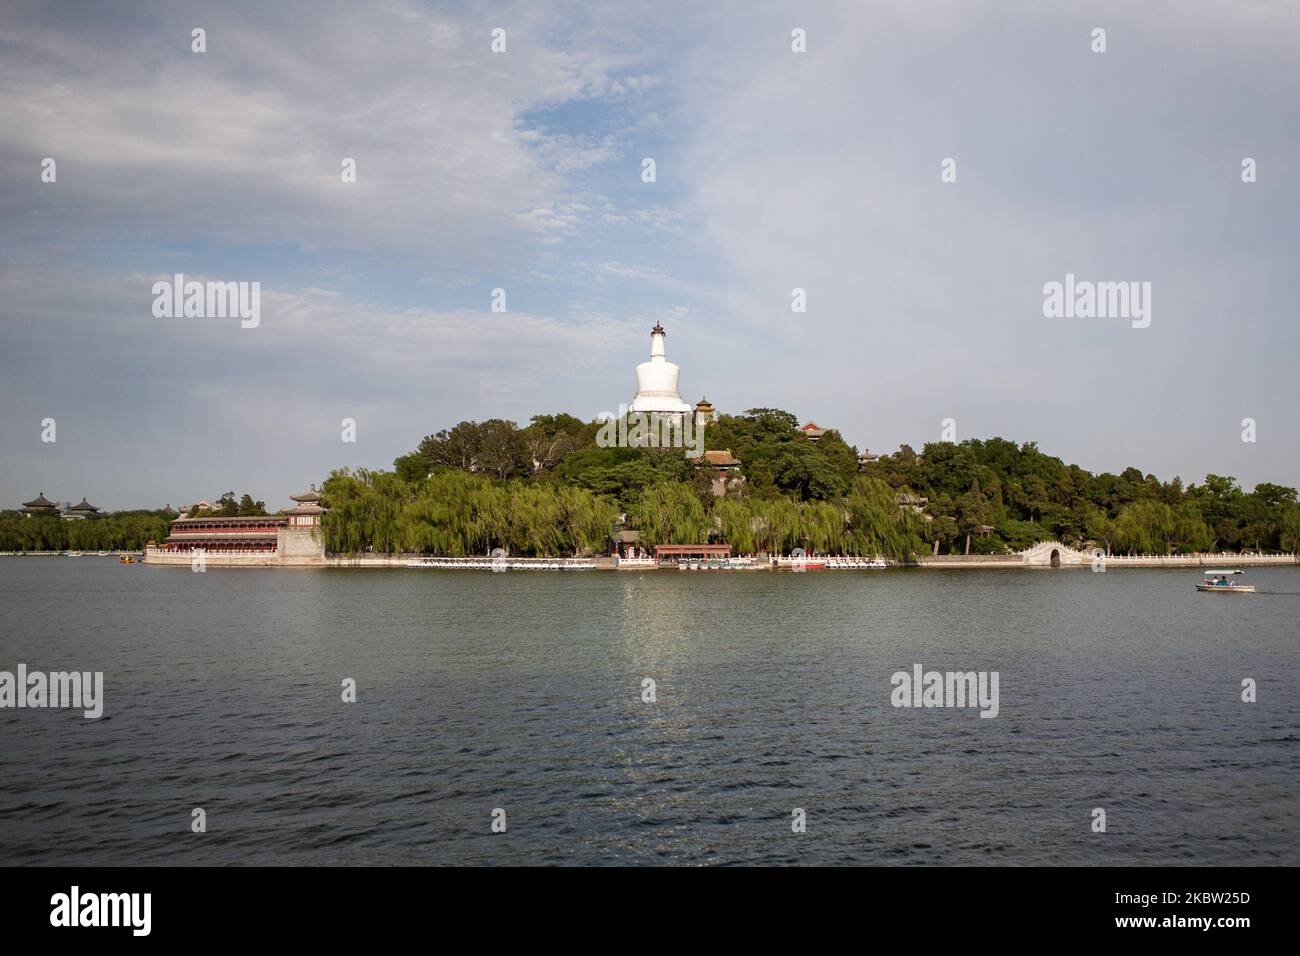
393, 452, 427, 484
355, 412, 1300, 557
552, 444, 691, 509
0, 511, 171, 551
870, 440, 1297, 554
627, 482, 708, 546
321, 467, 617, 557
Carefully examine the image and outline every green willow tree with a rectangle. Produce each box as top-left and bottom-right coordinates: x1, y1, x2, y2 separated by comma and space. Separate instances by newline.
0, 512, 172, 551
320, 467, 616, 557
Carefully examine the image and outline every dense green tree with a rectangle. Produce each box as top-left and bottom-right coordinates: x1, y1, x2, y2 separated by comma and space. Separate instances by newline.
628, 482, 709, 546
393, 452, 428, 484
521, 414, 589, 474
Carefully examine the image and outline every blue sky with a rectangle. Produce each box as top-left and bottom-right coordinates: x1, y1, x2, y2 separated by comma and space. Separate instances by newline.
2, 0, 1298, 509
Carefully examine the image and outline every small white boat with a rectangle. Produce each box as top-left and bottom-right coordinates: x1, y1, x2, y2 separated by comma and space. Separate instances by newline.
1196, 569, 1255, 593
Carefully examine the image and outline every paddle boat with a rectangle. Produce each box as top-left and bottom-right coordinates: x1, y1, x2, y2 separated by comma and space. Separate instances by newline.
1196, 569, 1255, 593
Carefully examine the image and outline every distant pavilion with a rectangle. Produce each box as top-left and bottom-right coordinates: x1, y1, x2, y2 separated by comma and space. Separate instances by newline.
285, 485, 327, 527
63, 498, 101, 520
20, 493, 60, 516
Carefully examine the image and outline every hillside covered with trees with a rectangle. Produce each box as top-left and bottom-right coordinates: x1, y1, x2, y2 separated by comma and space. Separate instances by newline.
9, 410, 1291, 558
320, 409, 1300, 558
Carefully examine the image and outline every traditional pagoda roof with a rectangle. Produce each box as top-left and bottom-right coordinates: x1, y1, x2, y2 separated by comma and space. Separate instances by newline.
289, 484, 322, 503
68, 498, 99, 513
162, 504, 179, 516
686, 450, 738, 468
285, 484, 327, 516
21, 494, 59, 515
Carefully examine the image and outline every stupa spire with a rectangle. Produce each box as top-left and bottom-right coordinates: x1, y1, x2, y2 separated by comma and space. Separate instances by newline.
630, 323, 691, 414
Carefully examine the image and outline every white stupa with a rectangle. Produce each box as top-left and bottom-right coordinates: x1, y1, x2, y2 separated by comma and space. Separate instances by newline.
630, 322, 693, 415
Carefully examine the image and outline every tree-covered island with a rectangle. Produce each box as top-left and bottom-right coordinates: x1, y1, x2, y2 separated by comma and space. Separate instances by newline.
6, 409, 1296, 558
318, 408, 1300, 559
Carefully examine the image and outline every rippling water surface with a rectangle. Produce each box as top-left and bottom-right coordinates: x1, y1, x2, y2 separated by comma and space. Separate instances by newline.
0, 560, 1296, 865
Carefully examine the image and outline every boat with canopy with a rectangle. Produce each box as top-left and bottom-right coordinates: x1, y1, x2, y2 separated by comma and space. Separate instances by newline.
1195, 569, 1255, 593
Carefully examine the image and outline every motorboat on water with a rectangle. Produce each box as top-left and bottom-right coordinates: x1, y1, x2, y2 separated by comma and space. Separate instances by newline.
1196, 569, 1255, 593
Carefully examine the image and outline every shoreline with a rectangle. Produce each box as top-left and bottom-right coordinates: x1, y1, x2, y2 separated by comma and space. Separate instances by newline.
10, 546, 1294, 571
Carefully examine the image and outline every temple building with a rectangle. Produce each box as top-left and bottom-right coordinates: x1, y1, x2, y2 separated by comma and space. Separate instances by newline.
158, 514, 286, 556
799, 422, 828, 441
145, 486, 328, 566
20, 493, 60, 516
630, 322, 693, 416
285, 485, 326, 526
63, 498, 101, 520
694, 397, 717, 426
689, 449, 745, 497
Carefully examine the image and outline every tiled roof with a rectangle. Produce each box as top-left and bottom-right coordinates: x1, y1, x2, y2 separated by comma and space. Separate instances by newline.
688, 449, 741, 467
289, 484, 321, 503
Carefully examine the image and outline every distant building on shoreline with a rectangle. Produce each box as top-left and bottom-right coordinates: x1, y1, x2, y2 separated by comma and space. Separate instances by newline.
20, 492, 103, 520
144, 486, 327, 567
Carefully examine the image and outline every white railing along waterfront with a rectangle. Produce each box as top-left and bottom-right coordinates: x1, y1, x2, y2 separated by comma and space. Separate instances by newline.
1099, 551, 1297, 562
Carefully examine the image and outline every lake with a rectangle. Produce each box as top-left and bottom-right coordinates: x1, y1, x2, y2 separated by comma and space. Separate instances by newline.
0, 559, 1296, 865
